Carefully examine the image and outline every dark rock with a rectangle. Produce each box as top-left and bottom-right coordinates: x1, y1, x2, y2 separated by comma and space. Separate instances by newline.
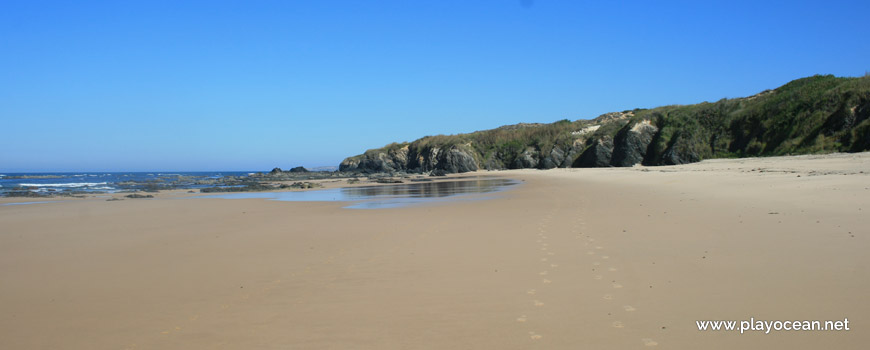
611, 120, 658, 167
483, 157, 506, 170
200, 182, 273, 193
288, 166, 309, 173
437, 147, 478, 173
414, 146, 479, 173
511, 148, 539, 169
340, 145, 409, 173
125, 193, 154, 199
375, 178, 404, 183
4, 191, 47, 198
539, 146, 565, 169
574, 137, 614, 167
279, 182, 321, 189
660, 132, 702, 165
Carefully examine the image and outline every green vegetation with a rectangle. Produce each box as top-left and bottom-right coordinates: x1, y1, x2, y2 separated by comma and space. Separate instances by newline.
407, 120, 589, 168
642, 75, 870, 163
343, 74, 870, 172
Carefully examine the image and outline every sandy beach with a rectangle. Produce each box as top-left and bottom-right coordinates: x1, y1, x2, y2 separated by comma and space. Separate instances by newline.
1, 152, 868, 349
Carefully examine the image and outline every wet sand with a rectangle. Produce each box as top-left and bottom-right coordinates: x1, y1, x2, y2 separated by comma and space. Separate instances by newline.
1, 153, 868, 349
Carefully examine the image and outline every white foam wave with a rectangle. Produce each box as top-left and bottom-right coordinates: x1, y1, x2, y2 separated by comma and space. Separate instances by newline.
18, 182, 109, 188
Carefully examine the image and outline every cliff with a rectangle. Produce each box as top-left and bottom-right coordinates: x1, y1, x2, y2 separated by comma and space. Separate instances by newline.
340, 75, 870, 174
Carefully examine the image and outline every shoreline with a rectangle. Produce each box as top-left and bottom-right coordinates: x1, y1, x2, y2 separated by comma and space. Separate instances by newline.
1, 152, 868, 349
3, 151, 867, 206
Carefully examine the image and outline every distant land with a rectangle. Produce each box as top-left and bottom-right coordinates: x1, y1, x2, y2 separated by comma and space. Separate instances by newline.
339, 74, 870, 174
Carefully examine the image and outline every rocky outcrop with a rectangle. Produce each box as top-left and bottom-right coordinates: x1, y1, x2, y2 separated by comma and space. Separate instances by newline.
610, 120, 658, 167
659, 132, 702, 165
339, 75, 870, 173
511, 148, 539, 169
339, 145, 410, 173
270, 166, 310, 174
539, 146, 564, 169
410, 145, 479, 173
340, 144, 478, 174
574, 137, 614, 167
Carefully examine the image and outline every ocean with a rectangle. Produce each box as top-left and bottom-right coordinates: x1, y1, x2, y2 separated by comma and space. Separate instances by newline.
0, 172, 258, 195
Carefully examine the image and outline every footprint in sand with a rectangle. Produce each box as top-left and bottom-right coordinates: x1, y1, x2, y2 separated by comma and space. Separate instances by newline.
587, 251, 596, 255
541, 258, 548, 262
541, 247, 548, 251
623, 305, 636, 312
612, 283, 623, 289
594, 275, 603, 280
533, 300, 544, 306
593, 262, 601, 266
596, 246, 604, 250
516, 316, 527, 322
642, 338, 658, 346
547, 252, 555, 256
529, 331, 543, 340
527, 289, 536, 295
536, 239, 543, 243
539, 271, 548, 276
612, 321, 624, 328
542, 279, 552, 284
550, 264, 559, 268
603, 294, 613, 300
602, 255, 610, 259
608, 267, 618, 272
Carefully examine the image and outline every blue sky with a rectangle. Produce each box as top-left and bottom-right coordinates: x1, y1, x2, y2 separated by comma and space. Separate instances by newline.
1, 0, 868, 171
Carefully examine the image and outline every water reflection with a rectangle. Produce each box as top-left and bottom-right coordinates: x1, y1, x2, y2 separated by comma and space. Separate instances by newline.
200, 178, 519, 209
342, 179, 516, 199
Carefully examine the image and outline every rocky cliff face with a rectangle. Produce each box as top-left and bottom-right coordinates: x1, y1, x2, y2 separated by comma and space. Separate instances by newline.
574, 137, 614, 167
610, 120, 659, 167
409, 145, 479, 173
339, 144, 478, 174
339, 75, 870, 174
339, 145, 408, 173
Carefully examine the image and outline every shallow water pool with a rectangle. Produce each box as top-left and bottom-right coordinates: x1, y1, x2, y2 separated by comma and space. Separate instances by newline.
200, 178, 520, 209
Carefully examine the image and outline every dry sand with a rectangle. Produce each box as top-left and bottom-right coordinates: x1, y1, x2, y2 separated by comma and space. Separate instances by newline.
1, 153, 868, 349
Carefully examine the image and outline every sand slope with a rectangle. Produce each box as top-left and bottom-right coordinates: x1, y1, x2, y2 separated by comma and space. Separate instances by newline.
1, 153, 868, 349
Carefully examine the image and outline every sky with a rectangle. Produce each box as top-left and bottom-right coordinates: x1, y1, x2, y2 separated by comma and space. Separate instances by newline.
1, 0, 868, 172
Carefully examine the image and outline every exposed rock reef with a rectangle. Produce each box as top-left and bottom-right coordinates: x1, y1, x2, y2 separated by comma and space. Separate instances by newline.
340, 75, 870, 174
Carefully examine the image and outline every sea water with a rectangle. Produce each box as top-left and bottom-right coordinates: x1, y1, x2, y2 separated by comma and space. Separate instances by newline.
0, 172, 254, 195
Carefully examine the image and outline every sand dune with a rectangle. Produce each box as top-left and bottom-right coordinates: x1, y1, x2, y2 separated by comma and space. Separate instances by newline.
1, 153, 868, 349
